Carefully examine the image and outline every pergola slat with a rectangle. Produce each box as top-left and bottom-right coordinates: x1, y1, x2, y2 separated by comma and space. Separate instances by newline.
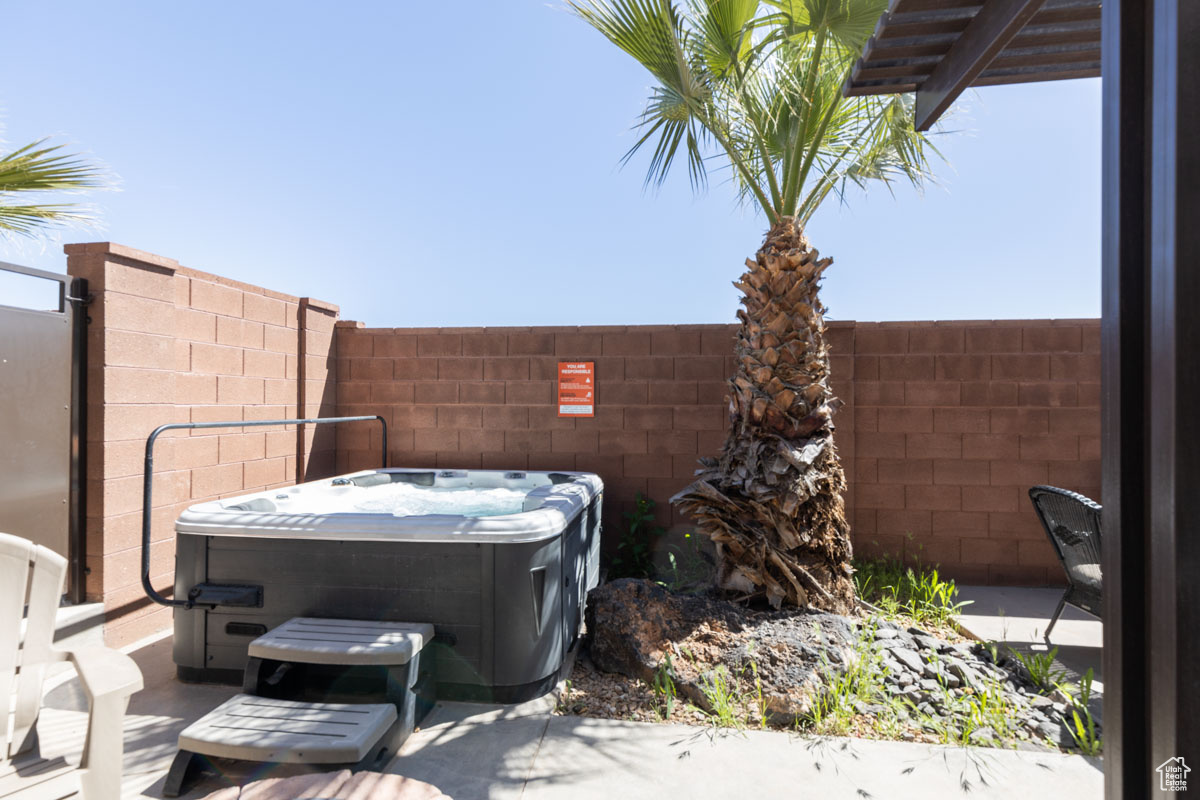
913, 0, 1050, 129
846, 0, 1099, 121
975, 62, 1101, 82
859, 31, 1099, 66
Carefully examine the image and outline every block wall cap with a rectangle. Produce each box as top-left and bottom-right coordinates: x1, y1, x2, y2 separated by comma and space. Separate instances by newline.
64, 241, 179, 271
302, 297, 340, 314
176, 266, 300, 304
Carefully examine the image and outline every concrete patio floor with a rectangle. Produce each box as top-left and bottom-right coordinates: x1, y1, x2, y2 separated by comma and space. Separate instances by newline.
955, 585, 1103, 698
29, 602, 1104, 800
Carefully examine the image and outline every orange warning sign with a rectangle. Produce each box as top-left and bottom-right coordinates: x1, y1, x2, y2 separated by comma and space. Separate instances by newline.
557, 362, 595, 417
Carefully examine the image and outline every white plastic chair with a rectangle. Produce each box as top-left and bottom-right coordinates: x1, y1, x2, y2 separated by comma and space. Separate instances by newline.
1, 532, 143, 799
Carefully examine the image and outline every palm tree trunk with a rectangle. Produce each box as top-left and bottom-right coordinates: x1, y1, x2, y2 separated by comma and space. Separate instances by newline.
672, 216, 855, 614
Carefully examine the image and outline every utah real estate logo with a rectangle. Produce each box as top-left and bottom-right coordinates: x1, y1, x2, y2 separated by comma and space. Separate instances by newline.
1158, 757, 1190, 792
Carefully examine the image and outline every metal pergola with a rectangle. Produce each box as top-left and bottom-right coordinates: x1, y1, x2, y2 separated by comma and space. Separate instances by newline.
843, 4, 1198, 797
845, 0, 1101, 129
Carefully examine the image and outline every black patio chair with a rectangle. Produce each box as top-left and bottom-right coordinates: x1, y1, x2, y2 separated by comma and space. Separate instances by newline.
1028, 485, 1103, 643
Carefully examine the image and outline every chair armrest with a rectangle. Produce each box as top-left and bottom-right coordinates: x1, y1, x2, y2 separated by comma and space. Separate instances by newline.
64, 646, 144, 701
59, 647, 143, 800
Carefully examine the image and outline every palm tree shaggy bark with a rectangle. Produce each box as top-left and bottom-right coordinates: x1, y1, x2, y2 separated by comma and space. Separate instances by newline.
673, 216, 854, 612
573, 0, 941, 611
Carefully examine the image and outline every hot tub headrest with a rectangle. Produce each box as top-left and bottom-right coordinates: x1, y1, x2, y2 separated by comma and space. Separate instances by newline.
547, 473, 577, 485
350, 471, 436, 488
225, 498, 277, 512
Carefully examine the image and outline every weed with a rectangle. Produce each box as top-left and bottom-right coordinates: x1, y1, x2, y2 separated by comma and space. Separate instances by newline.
675, 644, 770, 732
805, 624, 908, 738
853, 553, 972, 629
1010, 647, 1067, 689
555, 679, 573, 714
698, 665, 743, 729
959, 674, 1021, 744
651, 655, 678, 720
1059, 668, 1103, 755
655, 532, 713, 593
743, 644, 770, 729
610, 493, 665, 580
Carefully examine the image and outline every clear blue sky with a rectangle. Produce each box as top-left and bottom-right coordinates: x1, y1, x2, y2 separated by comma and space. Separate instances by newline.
2, 1, 1101, 327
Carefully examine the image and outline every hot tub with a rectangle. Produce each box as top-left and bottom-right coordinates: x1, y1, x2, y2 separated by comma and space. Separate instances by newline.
171, 468, 602, 702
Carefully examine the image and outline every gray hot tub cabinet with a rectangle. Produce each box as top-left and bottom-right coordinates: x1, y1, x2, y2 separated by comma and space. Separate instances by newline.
171, 469, 602, 703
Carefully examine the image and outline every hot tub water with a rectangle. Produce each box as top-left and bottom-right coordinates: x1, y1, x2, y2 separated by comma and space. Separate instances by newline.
350, 485, 528, 517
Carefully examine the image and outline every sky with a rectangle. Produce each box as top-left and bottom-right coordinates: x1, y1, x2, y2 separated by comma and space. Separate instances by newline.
1, 2, 1102, 327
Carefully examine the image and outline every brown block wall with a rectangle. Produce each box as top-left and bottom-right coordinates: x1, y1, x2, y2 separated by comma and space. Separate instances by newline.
68, 238, 1099, 648
66, 243, 339, 646
850, 320, 1100, 586
331, 323, 780, 540
335, 320, 1099, 587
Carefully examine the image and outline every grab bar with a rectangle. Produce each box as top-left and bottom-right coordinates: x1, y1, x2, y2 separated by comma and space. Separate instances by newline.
141, 415, 388, 608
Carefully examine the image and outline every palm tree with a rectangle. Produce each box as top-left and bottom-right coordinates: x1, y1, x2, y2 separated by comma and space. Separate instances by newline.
573, 0, 939, 613
0, 138, 106, 239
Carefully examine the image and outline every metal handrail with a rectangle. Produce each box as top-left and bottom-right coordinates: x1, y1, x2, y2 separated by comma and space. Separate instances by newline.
141, 415, 388, 608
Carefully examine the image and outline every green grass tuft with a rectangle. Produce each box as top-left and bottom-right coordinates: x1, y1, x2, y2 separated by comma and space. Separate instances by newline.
853, 553, 971, 629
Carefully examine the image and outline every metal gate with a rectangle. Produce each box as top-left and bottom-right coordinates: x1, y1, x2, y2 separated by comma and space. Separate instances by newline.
0, 261, 88, 601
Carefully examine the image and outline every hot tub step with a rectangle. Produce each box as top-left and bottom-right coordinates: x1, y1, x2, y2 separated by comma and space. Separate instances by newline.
241, 617, 435, 743
243, 617, 434, 710
248, 617, 433, 665
163, 694, 402, 797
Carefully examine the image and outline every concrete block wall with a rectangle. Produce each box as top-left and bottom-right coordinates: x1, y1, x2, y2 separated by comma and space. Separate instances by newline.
67, 240, 1099, 643
66, 243, 339, 646
849, 320, 1101, 585
331, 323, 785, 537
335, 320, 1100, 586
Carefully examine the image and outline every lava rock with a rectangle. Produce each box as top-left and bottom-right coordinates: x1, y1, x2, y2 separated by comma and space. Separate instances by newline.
889, 647, 925, 675
1036, 720, 1077, 748
586, 578, 857, 724
944, 657, 979, 688
585, 578, 1094, 751
922, 662, 961, 687
969, 726, 997, 745
913, 634, 941, 651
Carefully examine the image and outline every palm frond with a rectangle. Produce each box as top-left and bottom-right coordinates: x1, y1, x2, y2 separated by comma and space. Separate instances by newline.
692, 0, 760, 78
574, 0, 943, 222
0, 204, 94, 236
765, 0, 887, 51
0, 138, 108, 239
